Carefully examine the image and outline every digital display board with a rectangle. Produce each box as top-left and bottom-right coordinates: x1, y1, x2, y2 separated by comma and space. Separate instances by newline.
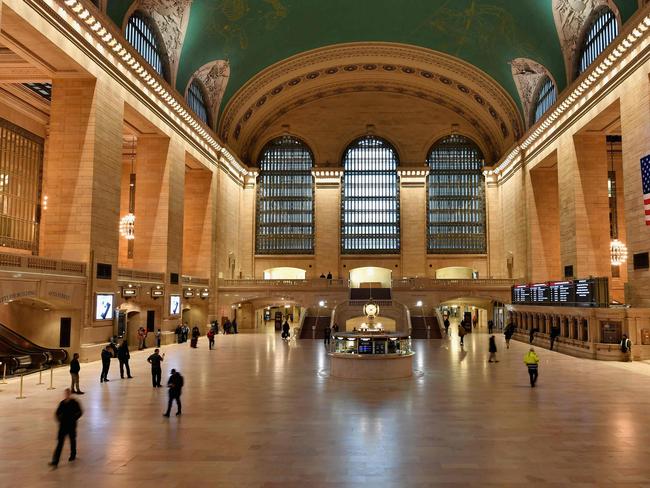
511, 277, 608, 307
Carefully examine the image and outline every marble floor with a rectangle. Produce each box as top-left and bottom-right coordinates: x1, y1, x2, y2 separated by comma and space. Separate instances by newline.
2, 329, 650, 487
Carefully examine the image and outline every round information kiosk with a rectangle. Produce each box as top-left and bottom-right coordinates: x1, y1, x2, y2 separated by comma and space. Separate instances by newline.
328, 331, 414, 379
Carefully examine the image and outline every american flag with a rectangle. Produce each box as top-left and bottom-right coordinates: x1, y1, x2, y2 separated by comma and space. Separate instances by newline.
643, 155, 650, 225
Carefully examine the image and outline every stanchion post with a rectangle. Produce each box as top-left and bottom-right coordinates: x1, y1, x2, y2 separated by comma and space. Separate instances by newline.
47, 367, 56, 390
36, 368, 44, 385
16, 374, 26, 399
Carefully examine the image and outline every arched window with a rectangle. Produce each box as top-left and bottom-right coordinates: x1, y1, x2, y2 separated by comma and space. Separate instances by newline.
578, 7, 618, 76
186, 79, 210, 126
125, 11, 169, 81
427, 135, 486, 254
533, 76, 557, 124
255, 136, 314, 254
341, 136, 400, 254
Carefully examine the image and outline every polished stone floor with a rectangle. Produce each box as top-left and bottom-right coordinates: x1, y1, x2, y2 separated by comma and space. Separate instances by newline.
2, 327, 650, 487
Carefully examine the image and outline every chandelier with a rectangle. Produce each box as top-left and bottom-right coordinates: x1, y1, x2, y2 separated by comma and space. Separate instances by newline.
610, 238, 628, 266
119, 213, 135, 240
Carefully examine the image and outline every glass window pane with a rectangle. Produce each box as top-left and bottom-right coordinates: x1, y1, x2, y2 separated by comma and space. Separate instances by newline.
341, 136, 400, 254
578, 8, 618, 75
255, 136, 314, 254
427, 135, 486, 254
125, 12, 168, 81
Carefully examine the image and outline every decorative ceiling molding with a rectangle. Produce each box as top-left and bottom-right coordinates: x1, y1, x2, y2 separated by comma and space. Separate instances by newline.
552, 0, 621, 81
187, 60, 230, 128
220, 42, 524, 162
510, 58, 554, 128
133, 0, 193, 86
242, 81, 501, 164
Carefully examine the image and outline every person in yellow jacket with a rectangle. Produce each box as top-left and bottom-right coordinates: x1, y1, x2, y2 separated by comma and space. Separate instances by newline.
524, 347, 540, 387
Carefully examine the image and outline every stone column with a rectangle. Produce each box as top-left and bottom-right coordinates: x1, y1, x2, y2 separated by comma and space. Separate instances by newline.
398, 169, 428, 277
41, 78, 123, 343
314, 170, 341, 278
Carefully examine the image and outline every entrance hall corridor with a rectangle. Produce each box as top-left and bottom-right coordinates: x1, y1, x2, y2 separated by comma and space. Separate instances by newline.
1, 333, 649, 486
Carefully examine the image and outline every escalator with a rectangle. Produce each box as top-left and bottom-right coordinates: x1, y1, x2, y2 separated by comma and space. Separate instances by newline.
0, 322, 67, 375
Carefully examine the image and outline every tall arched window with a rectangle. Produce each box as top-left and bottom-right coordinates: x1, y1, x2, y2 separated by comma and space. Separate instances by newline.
533, 76, 557, 124
125, 11, 169, 81
186, 79, 210, 126
255, 136, 314, 254
341, 136, 400, 254
427, 135, 486, 254
578, 7, 618, 76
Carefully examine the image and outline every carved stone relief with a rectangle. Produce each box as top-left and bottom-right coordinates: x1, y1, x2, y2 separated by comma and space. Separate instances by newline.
189, 60, 231, 128
510, 58, 552, 127
136, 0, 193, 85
552, 0, 619, 80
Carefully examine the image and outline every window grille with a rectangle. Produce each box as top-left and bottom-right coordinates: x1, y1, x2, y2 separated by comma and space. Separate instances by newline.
125, 11, 168, 81
23, 83, 52, 101
578, 8, 618, 75
341, 136, 400, 254
0, 118, 44, 253
427, 135, 486, 253
533, 77, 557, 123
255, 136, 314, 254
187, 79, 210, 126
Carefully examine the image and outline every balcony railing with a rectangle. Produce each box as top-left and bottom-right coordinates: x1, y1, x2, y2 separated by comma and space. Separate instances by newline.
218, 278, 348, 289
218, 278, 516, 291
0, 252, 86, 277
117, 268, 164, 283
182, 275, 210, 286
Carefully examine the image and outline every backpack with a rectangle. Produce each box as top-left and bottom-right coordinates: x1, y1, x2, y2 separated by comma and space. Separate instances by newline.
621, 339, 630, 353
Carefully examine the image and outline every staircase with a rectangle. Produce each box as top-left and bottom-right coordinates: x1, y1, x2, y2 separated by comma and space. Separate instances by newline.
410, 316, 442, 339
299, 316, 331, 339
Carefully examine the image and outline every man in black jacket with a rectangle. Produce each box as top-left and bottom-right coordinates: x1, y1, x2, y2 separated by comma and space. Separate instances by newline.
100, 345, 112, 383
69, 353, 83, 394
117, 340, 133, 379
163, 369, 184, 417
147, 348, 165, 387
49, 388, 83, 468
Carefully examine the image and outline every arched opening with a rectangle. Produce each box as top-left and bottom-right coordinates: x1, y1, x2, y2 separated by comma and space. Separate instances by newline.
427, 134, 486, 254
125, 11, 170, 82
186, 78, 211, 127
263, 267, 306, 280
576, 6, 619, 78
531, 75, 557, 125
349, 266, 392, 289
341, 135, 400, 254
255, 135, 314, 254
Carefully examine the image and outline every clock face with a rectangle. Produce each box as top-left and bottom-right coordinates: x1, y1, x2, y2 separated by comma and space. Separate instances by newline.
365, 303, 378, 317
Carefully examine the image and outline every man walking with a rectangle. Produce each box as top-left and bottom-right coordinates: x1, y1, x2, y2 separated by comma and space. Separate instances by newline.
117, 340, 133, 379
443, 317, 450, 336
488, 335, 498, 363
458, 320, 467, 346
100, 345, 112, 383
207, 328, 215, 350
163, 368, 184, 417
147, 348, 165, 387
324, 324, 331, 347
155, 328, 162, 348
49, 388, 82, 468
621, 334, 632, 362
524, 347, 540, 387
550, 323, 560, 351
69, 353, 84, 394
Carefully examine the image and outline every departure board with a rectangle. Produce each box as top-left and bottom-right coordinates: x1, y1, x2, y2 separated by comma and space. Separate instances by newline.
511, 277, 608, 307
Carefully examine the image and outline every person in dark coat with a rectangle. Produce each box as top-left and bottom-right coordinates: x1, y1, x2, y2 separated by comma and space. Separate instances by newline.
191, 326, 200, 348
550, 324, 560, 351
117, 340, 133, 379
324, 325, 331, 347
458, 320, 467, 346
488, 335, 498, 363
69, 353, 83, 394
529, 326, 537, 344
207, 328, 215, 350
488, 320, 494, 334
281, 320, 290, 340
504, 322, 515, 349
232, 319, 238, 334
223, 319, 231, 335
443, 318, 450, 336
49, 388, 83, 468
100, 345, 112, 383
147, 348, 165, 387
163, 369, 184, 417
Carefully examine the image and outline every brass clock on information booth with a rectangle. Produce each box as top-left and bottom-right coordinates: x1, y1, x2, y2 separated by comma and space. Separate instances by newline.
363, 302, 379, 318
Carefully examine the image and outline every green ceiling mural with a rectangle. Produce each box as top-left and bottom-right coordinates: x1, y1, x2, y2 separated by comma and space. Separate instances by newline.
106, 0, 638, 112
